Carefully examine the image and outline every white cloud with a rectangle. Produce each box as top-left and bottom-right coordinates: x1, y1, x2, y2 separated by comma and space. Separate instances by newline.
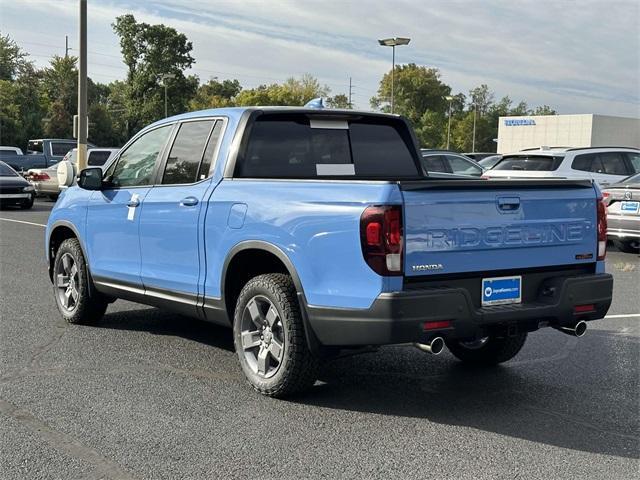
1, 0, 638, 116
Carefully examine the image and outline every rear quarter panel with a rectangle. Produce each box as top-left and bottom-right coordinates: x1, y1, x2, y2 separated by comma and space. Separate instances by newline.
204, 180, 403, 309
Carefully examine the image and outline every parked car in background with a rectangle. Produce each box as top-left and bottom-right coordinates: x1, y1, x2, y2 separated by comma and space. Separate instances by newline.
478, 154, 502, 170
603, 172, 640, 253
0, 146, 23, 156
420, 149, 483, 176
483, 147, 640, 187
27, 147, 118, 199
0, 161, 35, 209
47, 106, 612, 398
464, 152, 496, 161
0, 139, 95, 174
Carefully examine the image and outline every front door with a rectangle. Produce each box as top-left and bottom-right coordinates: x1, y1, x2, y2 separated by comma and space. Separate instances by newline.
138, 118, 224, 304
85, 124, 173, 287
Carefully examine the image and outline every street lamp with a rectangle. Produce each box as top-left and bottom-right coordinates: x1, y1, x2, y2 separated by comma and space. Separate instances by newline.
471, 101, 477, 153
378, 37, 410, 114
160, 73, 176, 118
445, 95, 454, 150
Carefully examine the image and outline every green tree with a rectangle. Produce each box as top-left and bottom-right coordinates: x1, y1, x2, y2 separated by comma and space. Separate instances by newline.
370, 64, 450, 125
326, 93, 350, 109
532, 105, 557, 115
0, 33, 31, 81
190, 78, 242, 110
235, 74, 329, 106
112, 14, 197, 133
41, 55, 77, 138
468, 84, 494, 116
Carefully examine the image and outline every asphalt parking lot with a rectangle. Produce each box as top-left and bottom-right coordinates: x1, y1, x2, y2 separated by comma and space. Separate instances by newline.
0, 199, 638, 480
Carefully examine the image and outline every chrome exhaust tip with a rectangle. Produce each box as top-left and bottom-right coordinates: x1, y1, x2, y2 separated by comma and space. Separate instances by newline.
414, 337, 445, 355
555, 320, 588, 337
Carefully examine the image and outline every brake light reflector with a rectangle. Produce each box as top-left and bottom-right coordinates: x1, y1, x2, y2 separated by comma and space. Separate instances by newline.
597, 197, 607, 261
574, 304, 595, 314
423, 320, 452, 331
30, 172, 50, 181
360, 205, 403, 276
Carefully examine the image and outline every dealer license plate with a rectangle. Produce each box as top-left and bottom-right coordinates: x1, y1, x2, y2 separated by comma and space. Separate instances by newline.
482, 275, 522, 306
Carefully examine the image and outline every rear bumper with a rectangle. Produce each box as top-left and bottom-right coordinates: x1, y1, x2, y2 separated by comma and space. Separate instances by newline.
305, 273, 613, 346
607, 215, 640, 240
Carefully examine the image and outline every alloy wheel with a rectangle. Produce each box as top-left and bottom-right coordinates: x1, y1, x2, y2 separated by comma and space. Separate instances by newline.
56, 253, 80, 311
240, 295, 285, 378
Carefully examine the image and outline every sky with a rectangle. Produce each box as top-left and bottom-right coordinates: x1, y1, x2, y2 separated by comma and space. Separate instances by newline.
1, 0, 639, 116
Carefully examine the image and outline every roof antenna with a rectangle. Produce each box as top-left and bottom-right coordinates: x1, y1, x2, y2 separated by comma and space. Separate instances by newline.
304, 97, 325, 109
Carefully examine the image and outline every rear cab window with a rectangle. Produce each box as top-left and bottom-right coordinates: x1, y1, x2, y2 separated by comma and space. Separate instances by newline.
51, 142, 76, 156
88, 151, 112, 166
493, 155, 562, 171
236, 114, 421, 179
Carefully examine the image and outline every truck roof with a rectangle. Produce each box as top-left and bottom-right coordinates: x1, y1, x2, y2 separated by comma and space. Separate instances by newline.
146, 107, 401, 131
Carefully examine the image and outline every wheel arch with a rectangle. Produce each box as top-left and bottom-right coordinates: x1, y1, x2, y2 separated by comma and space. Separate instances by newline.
48, 221, 87, 282
221, 241, 321, 355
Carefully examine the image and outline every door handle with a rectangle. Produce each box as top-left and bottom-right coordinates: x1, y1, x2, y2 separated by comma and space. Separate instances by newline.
127, 198, 140, 207
180, 196, 199, 207
497, 196, 520, 212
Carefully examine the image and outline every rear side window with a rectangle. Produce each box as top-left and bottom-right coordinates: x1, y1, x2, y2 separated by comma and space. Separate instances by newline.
493, 155, 561, 171
599, 152, 628, 175
446, 155, 482, 176
572, 153, 596, 172
627, 152, 640, 173
51, 142, 75, 156
237, 115, 419, 179
88, 151, 112, 166
162, 120, 215, 184
198, 121, 224, 180
0, 150, 17, 156
421, 155, 448, 173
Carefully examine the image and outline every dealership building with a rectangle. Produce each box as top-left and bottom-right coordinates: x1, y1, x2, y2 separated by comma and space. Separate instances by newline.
496, 114, 640, 154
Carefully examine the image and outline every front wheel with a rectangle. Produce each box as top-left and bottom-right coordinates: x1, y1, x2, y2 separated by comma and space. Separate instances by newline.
616, 240, 640, 254
445, 333, 527, 365
233, 273, 318, 397
53, 238, 108, 324
20, 197, 34, 209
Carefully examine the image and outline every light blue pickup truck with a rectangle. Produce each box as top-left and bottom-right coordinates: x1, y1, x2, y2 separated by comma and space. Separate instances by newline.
46, 107, 613, 397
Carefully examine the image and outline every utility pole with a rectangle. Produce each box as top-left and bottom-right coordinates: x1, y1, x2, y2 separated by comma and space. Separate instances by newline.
160, 73, 175, 118
348, 77, 353, 109
65, 35, 69, 58
77, 0, 88, 172
472, 102, 477, 153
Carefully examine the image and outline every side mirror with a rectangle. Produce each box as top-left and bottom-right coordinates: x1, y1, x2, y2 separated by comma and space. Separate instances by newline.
77, 167, 104, 190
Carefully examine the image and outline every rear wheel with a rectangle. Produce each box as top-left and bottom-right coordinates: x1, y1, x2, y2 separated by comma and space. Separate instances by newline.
233, 273, 318, 397
53, 238, 108, 324
445, 333, 527, 365
616, 240, 639, 254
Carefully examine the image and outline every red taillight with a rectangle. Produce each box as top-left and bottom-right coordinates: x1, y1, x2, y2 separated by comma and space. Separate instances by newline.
423, 320, 452, 331
597, 197, 607, 261
360, 205, 403, 276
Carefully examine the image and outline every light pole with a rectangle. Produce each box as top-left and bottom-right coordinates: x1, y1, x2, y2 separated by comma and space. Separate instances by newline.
471, 102, 477, 153
160, 73, 175, 118
77, 0, 88, 172
445, 95, 454, 149
378, 37, 410, 114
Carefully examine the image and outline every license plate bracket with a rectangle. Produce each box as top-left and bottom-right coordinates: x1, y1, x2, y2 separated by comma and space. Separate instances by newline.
482, 275, 522, 306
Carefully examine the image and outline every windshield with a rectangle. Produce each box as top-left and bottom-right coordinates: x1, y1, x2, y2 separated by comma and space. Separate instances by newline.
0, 162, 18, 176
492, 155, 562, 171
619, 172, 640, 185
478, 155, 502, 168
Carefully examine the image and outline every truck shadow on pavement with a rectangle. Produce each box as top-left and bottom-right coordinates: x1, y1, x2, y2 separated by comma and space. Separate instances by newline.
96, 308, 638, 460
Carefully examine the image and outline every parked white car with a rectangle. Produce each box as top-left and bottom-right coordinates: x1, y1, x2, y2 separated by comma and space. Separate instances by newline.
483, 147, 640, 187
27, 148, 118, 199
0, 146, 24, 156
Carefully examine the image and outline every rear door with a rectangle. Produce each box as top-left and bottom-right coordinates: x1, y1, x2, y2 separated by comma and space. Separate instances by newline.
138, 118, 225, 304
86, 125, 173, 286
401, 180, 598, 277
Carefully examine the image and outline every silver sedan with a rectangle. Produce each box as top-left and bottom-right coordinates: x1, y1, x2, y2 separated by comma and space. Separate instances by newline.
604, 172, 640, 253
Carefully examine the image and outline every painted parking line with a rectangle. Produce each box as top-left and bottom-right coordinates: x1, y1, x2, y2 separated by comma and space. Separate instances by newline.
0, 218, 46, 227
604, 313, 640, 319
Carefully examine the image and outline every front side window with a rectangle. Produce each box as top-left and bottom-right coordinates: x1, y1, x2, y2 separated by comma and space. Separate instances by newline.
109, 125, 172, 187
446, 155, 482, 176
0, 162, 18, 176
162, 120, 214, 184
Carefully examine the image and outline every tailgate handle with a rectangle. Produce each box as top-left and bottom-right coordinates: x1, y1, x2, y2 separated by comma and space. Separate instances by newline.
497, 196, 521, 212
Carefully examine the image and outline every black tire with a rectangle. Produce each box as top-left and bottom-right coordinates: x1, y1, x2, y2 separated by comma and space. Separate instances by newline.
53, 238, 108, 325
233, 273, 318, 398
616, 240, 639, 254
48, 194, 59, 201
20, 197, 34, 209
445, 333, 527, 365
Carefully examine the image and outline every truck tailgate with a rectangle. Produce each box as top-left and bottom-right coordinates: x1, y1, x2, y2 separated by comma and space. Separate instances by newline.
400, 179, 598, 276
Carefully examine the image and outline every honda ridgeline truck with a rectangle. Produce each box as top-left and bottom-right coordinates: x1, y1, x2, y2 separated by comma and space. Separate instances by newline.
46, 107, 613, 397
